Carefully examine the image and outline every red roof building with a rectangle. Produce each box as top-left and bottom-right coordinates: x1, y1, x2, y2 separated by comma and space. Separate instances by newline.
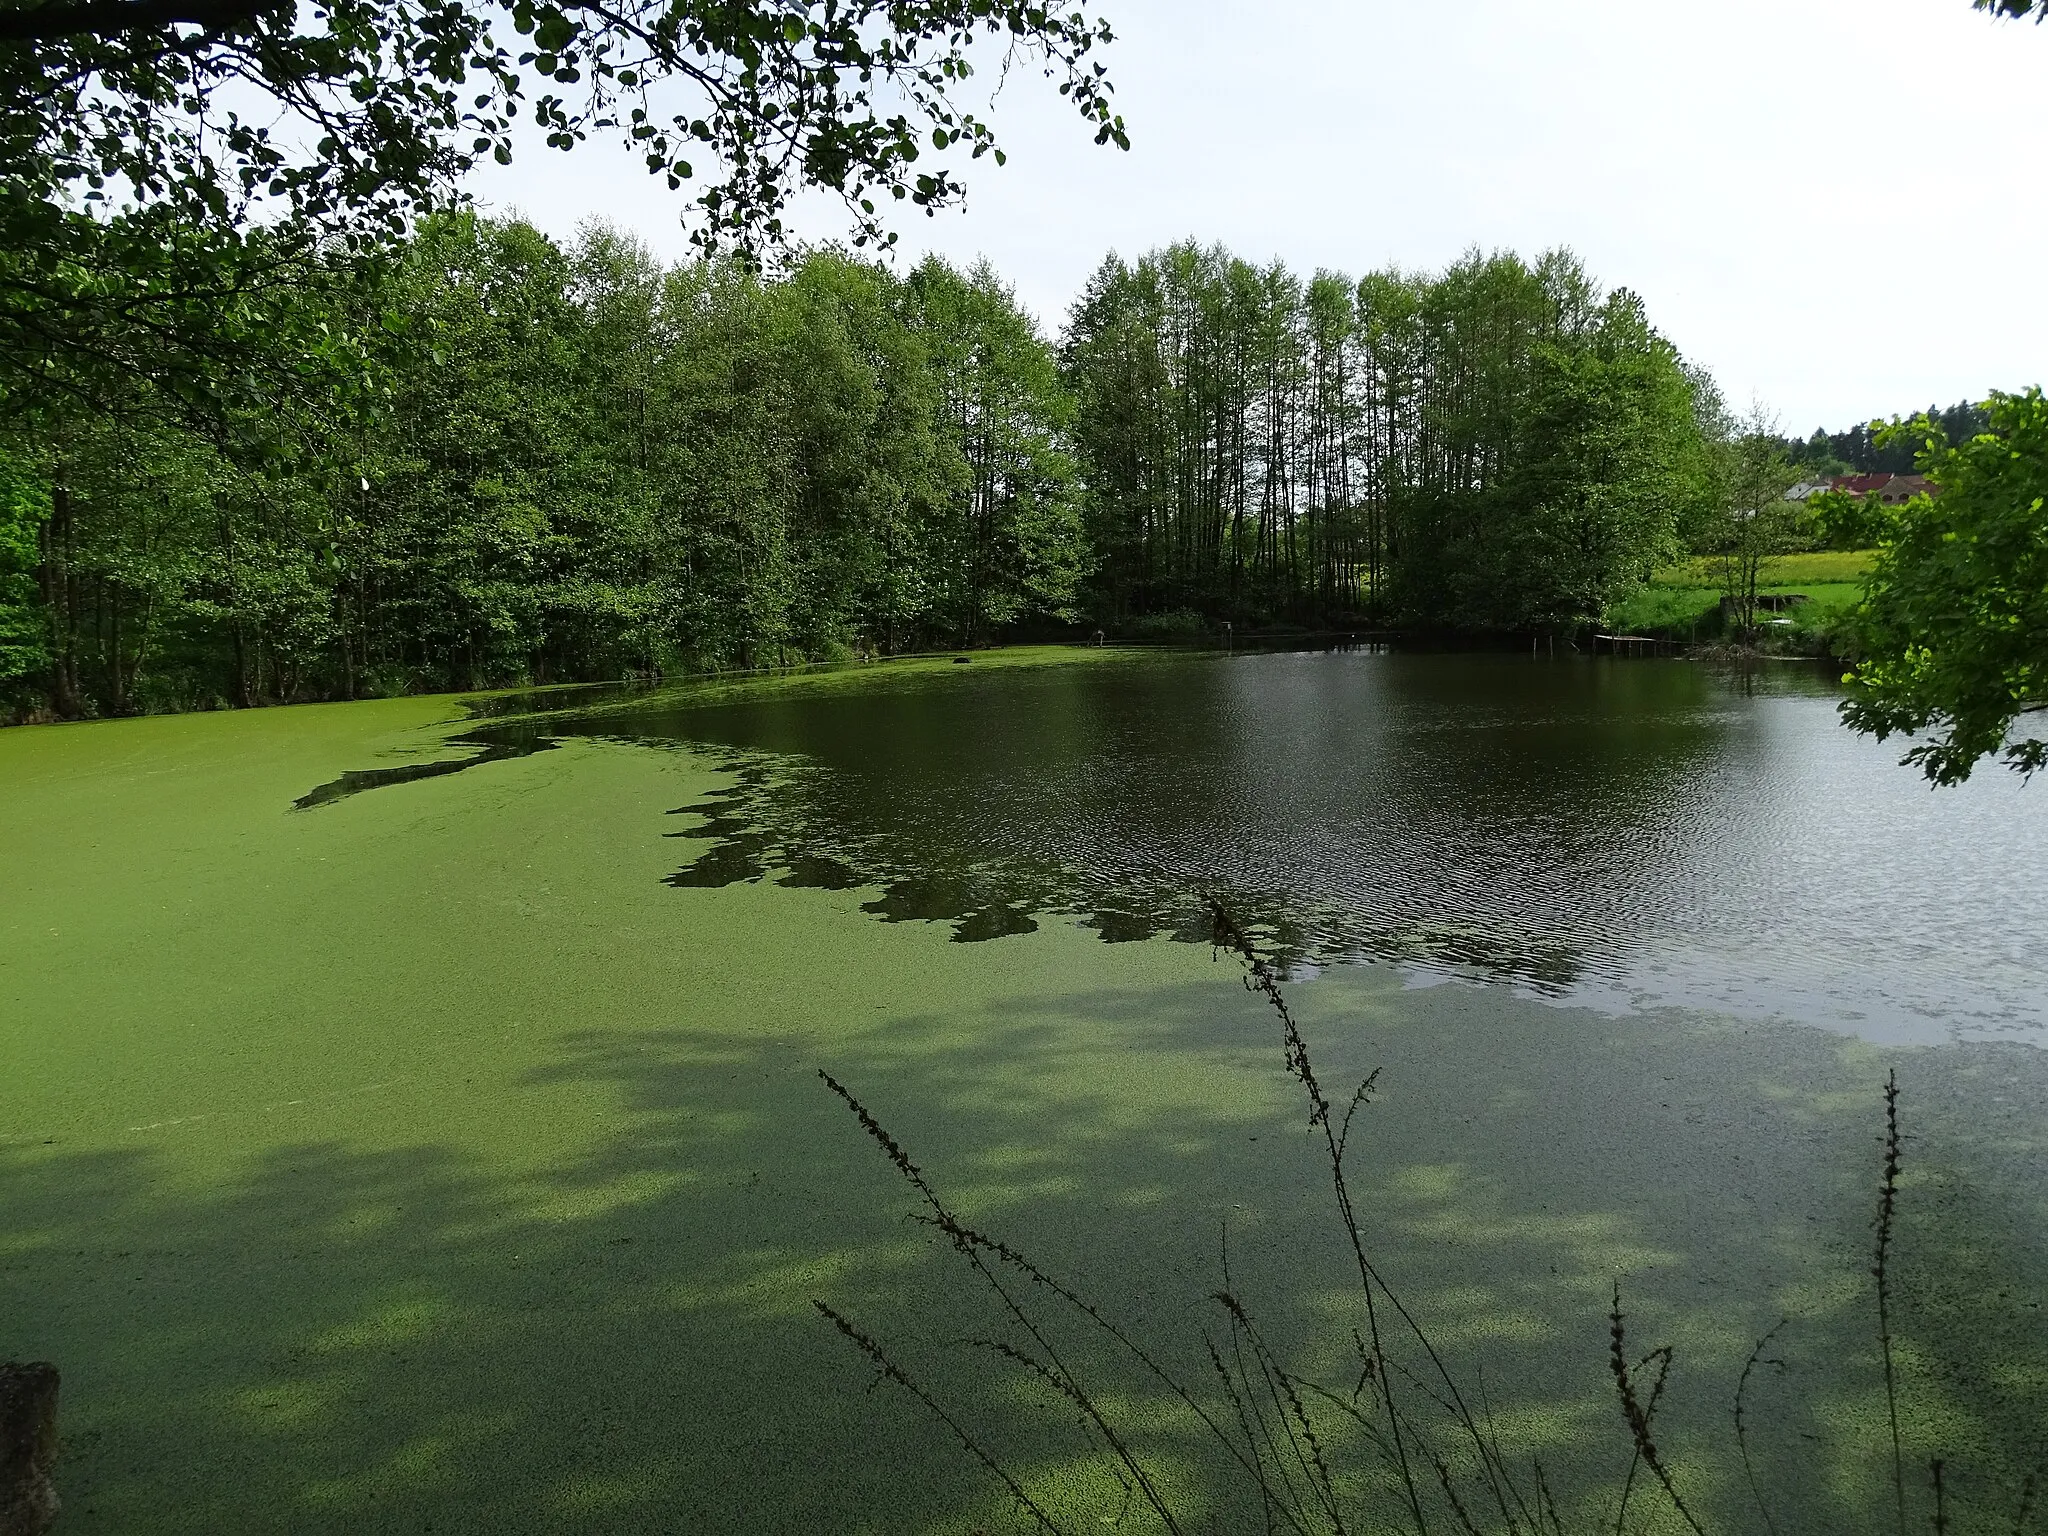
1830, 473, 1933, 504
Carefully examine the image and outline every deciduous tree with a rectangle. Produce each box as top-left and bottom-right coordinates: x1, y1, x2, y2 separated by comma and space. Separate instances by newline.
0, 0, 1125, 416
1842, 390, 2048, 784
1707, 411, 1806, 641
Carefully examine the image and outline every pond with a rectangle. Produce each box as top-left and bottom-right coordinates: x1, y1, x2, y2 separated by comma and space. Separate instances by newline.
418, 647, 2047, 1047
7, 646, 2046, 1535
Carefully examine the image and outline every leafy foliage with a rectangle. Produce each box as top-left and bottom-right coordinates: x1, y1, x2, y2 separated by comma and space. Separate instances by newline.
0, 215, 1088, 716
0, 442, 50, 695
1806, 487, 1896, 552
908, 256, 1084, 640
1841, 390, 2048, 784
0, 0, 1124, 418
2, 230, 1746, 718
1782, 402, 1990, 478
1060, 244, 1713, 632
1704, 415, 1808, 640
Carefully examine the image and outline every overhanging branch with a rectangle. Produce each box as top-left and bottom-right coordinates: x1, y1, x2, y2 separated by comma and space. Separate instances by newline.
0, 0, 281, 43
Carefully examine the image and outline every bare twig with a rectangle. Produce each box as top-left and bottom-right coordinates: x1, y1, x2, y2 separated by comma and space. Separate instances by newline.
826, 1078, 1191, 1531
1733, 1318, 1790, 1536
813, 1300, 1071, 1536
1877, 1069, 1907, 1536
1608, 1285, 1706, 1536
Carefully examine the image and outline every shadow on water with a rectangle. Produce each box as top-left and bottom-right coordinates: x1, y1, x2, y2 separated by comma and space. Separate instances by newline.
593, 651, 1752, 987
10, 981, 2047, 1533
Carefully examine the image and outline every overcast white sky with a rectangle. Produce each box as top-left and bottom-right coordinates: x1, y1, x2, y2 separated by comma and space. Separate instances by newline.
467, 0, 2047, 433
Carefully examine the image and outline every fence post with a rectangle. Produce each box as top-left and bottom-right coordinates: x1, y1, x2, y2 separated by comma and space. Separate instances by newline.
0, 1363, 58, 1536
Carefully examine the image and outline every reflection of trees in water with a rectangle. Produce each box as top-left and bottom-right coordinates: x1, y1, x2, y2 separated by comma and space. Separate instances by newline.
298, 655, 1892, 998
615, 655, 1743, 990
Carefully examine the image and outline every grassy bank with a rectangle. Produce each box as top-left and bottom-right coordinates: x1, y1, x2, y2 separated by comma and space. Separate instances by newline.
1650, 550, 1877, 588
3, 655, 2042, 1533
1604, 550, 1878, 650
1607, 581, 1865, 643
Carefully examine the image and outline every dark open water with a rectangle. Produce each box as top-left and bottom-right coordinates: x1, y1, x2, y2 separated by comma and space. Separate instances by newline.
323, 650, 2048, 1046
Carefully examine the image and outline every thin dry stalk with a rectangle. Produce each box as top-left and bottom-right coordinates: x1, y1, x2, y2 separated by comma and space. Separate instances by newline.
1214, 904, 1571, 1536
1608, 1285, 1706, 1536
1212, 1284, 1347, 1534
1532, 1462, 1567, 1536
1877, 1068, 1906, 1536
813, 1299, 1069, 1535
1426, 1449, 1487, 1536
814, 928, 2025, 1536
1732, 1318, 1790, 1536
1613, 1340, 1675, 1536
817, 1070, 1191, 1533
1213, 906, 1499, 1534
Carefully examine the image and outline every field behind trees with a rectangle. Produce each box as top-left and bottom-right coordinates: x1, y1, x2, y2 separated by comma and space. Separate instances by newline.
5, 223, 1733, 721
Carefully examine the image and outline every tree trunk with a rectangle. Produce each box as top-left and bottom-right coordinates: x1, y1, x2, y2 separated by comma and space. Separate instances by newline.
35, 485, 82, 717
230, 621, 253, 709
107, 589, 125, 715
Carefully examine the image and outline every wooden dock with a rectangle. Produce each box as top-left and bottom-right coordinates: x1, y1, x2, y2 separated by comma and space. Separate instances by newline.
1593, 633, 1684, 656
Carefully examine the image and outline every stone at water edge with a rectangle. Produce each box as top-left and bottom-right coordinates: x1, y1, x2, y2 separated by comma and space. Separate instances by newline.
0, 1363, 57, 1536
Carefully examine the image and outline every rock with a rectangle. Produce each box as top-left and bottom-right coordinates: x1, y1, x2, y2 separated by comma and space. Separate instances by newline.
0, 1363, 58, 1536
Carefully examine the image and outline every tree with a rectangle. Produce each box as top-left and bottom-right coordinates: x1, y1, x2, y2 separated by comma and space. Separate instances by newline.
0, 229, 1729, 717
1489, 288, 1705, 632
0, 444, 49, 711
0, 0, 1126, 416
1785, 428, 1852, 478
909, 256, 1083, 643
1057, 243, 1714, 635
1841, 390, 2048, 785
1806, 487, 1896, 551
1706, 411, 1805, 641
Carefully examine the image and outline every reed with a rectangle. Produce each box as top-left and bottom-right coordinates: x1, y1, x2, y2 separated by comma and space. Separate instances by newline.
1731, 1319, 1789, 1536
813, 908, 2037, 1534
1875, 1068, 1906, 1536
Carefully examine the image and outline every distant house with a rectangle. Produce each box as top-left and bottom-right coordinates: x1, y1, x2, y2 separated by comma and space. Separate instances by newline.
1784, 479, 1835, 501
1828, 473, 1933, 504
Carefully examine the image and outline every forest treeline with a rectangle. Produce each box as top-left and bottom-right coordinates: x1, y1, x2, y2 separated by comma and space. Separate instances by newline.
1782, 401, 1991, 477
1, 218, 1729, 720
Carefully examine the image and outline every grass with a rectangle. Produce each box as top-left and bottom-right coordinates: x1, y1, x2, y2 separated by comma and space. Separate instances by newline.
1605, 583, 1865, 642
1650, 551, 1878, 589
1605, 548, 1875, 643
1603, 550, 1879, 645
3, 653, 2044, 1533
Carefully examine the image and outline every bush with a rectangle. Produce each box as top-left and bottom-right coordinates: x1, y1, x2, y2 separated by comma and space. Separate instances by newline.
1127, 608, 1207, 641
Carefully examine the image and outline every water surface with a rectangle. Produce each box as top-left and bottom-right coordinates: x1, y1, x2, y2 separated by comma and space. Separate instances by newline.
369, 650, 2048, 1046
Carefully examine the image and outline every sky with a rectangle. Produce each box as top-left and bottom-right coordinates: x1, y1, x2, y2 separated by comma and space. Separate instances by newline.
466, 0, 2048, 434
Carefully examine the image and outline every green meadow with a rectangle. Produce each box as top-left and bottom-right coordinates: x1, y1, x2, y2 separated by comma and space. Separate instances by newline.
1604, 551, 1878, 643
1650, 551, 1878, 589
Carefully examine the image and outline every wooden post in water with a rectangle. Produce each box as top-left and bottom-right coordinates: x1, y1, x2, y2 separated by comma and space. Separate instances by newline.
0, 1363, 58, 1536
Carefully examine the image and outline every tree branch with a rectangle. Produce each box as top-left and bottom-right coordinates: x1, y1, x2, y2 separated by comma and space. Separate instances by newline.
0, 0, 281, 44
